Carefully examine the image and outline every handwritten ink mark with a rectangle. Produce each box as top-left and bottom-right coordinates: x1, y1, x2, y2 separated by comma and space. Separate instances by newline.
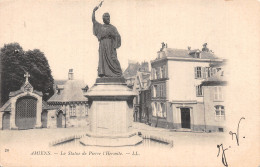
217, 144, 228, 167
229, 117, 245, 146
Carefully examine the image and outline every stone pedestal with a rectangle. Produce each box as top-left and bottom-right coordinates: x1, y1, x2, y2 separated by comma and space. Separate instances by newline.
81, 77, 143, 146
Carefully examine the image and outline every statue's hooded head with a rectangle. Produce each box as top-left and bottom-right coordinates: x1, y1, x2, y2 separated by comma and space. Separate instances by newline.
103, 13, 110, 25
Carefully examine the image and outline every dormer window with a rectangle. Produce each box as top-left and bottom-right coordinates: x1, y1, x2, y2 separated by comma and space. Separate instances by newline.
195, 52, 201, 58
56, 85, 64, 95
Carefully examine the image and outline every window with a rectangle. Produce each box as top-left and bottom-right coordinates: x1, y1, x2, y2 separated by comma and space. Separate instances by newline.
214, 86, 223, 101
152, 102, 156, 116
160, 84, 163, 97
163, 65, 167, 78
215, 105, 225, 120
156, 85, 161, 97
152, 68, 156, 80
152, 102, 166, 118
69, 105, 76, 117
160, 66, 164, 78
195, 67, 207, 79
195, 52, 201, 58
207, 67, 211, 77
156, 67, 160, 79
195, 67, 202, 78
196, 85, 203, 96
157, 103, 162, 117
161, 103, 166, 118
210, 68, 217, 77
152, 85, 157, 97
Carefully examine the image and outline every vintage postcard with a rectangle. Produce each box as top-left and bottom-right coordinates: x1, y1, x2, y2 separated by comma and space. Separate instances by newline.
0, 0, 259, 166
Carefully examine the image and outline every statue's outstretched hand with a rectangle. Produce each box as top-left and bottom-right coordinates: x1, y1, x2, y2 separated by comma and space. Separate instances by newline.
93, 6, 99, 12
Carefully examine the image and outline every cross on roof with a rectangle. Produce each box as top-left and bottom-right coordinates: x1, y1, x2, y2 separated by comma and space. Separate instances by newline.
24, 72, 30, 82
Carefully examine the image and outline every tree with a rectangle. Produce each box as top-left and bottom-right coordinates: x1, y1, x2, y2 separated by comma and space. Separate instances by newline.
0, 43, 54, 105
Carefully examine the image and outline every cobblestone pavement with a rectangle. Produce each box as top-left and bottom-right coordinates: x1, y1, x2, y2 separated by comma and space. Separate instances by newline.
0, 122, 226, 149
133, 122, 226, 147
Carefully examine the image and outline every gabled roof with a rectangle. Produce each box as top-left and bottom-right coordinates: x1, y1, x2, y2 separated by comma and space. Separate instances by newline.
48, 80, 88, 103
123, 62, 141, 78
9, 89, 43, 97
135, 71, 151, 90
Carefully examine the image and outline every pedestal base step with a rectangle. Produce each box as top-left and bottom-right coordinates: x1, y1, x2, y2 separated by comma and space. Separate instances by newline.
79, 134, 143, 147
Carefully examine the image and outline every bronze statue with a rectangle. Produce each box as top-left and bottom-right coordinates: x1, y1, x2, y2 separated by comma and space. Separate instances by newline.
92, 2, 122, 78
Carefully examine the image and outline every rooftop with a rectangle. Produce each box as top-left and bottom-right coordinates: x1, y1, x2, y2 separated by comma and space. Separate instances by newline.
152, 48, 221, 63
123, 61, 149, 79
48, 79, 87, 103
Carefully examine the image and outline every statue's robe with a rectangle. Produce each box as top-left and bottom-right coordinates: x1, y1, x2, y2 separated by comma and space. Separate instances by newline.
93, 20, 122, 77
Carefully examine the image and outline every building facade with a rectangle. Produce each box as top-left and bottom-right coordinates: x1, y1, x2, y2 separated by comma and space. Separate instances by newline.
123, 61, 151, 123
150, 45, 225, 132
134, 70, 151, 123
47, 69, 89, 128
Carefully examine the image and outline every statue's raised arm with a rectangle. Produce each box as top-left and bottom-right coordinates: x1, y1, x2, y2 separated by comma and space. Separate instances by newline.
92, 6, 99, 23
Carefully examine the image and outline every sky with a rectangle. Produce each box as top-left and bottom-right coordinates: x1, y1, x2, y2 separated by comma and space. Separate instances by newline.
0, 0, 259, 87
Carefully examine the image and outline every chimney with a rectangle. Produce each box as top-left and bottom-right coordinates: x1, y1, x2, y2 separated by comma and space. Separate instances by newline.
68, 69, 74, 80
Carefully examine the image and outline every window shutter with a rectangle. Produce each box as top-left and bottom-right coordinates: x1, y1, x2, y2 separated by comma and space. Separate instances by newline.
194, 67, 197, 79
163, 83, 166, 97
164, 65, 167, 78
151, 85, 154, 97
157, 84, 160, 97
160, 84, 163, 97
202, 67, 206, 79
205, 67, 209, 78
196, 86, 198, 96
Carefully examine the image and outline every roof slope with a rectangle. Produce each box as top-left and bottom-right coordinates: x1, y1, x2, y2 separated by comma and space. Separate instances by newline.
48, 80, 87, 103
123, 63, 141, 78
159, 48, 219, 60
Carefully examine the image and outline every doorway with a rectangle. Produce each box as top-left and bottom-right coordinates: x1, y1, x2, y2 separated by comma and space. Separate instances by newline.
181, 108, 191, 129
41, 110, 48, 128
15, 96, 37, 130
57, 111, 63, 128
2, 112, 10, 130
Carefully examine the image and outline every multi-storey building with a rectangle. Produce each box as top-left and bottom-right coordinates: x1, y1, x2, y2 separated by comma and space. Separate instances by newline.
150, 45, 224, 132
123, 61, 150, 122
133, 70, 151, 123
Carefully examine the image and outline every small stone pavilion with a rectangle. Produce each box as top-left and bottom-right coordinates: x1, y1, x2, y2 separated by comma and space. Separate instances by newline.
0, 72, 43, 130
47, 69, 89, 128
